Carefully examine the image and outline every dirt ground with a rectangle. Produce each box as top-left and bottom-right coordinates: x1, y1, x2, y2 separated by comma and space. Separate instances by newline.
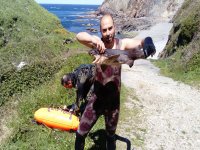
117, 60, 200, 150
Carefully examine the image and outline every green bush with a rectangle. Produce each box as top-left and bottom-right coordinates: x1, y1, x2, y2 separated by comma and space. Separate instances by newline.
178, 14, 199, 46
186, 52, 200, 73
0, 0, 70, 72
158, 0, 200, 86
0, 0, 77, 106
0, 59, 64, 106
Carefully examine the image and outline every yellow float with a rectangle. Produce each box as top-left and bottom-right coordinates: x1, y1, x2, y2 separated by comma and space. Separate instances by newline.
34, 108, 79, 131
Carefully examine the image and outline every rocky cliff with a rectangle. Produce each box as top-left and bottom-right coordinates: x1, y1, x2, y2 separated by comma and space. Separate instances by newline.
97, 0, 184, 32
159, 0, 200, 75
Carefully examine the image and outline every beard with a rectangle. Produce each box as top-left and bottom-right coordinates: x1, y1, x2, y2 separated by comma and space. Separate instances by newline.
102, 33, 115, 44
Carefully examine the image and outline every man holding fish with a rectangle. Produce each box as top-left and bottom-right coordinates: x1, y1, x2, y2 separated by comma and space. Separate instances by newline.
75, 13, 156, 150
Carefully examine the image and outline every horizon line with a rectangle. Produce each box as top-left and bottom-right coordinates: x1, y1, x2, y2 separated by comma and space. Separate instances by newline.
38, 3, 101, 5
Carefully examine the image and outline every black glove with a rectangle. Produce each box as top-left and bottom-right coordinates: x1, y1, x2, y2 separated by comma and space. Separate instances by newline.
143, 37, 156, 58
67, 103, 79, 113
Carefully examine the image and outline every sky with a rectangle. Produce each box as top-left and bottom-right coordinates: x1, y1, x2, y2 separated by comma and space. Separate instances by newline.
35, 0, 104, 5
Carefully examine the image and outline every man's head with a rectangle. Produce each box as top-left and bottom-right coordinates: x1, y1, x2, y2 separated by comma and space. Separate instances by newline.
100, 14, 115, 44
61, 73, 75, 88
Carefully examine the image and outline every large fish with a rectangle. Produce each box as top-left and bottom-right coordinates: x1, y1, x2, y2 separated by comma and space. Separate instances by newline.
88, 49, 145, 67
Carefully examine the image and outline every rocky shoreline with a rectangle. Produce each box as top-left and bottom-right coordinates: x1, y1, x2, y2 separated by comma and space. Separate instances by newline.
80, 11, 154, 37
87, 11, 153, 32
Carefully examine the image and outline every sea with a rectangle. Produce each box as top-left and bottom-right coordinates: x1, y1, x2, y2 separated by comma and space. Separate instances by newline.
40, 4, 101, 36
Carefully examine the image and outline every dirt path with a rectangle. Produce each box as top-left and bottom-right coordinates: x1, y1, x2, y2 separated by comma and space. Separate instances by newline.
117, 60, 200, 150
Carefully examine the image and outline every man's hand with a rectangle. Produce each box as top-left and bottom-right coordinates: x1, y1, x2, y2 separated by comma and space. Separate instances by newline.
143, 37, 156, 58
68, 103, 79, 113
92, 36, 105, 53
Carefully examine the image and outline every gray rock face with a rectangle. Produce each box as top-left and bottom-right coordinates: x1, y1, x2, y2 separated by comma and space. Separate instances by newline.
97, 0, 184, 32
99, 0, 183, 18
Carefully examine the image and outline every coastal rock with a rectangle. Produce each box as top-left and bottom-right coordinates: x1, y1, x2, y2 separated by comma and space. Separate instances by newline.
86, 28, 98, 33
85, 23, 94, 27
89, 28, 98, 33
98, 0, 183, 19
96, 0, 184, 32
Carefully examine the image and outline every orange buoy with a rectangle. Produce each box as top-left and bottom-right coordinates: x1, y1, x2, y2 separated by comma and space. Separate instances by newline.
34, 108, 79, 131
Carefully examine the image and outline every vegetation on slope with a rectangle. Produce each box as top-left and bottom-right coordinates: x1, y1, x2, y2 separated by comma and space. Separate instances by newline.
156, 0, 200, 86
0, 0, 80, 105
0, 1, 129, 149
1, 52, 128, 149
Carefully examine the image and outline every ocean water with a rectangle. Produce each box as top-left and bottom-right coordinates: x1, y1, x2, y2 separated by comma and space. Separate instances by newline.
40, 4, 100, 35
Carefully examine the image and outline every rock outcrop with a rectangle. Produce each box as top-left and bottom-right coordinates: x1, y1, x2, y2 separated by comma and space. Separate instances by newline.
97, 0, 184, 33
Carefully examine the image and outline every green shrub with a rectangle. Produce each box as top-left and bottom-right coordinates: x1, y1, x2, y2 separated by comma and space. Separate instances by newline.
178, 14, 199, 46
186, 52, 200, 73
1, 54, 103, 150
0, 0, 78, 106
158, 0, 200, 86
0, 59, 64, 106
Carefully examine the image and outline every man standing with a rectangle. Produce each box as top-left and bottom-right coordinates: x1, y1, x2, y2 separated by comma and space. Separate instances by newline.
75, 14, 155, 150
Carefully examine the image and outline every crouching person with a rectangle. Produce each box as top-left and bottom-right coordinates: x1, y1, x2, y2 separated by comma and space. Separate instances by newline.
61, 64, 95, 116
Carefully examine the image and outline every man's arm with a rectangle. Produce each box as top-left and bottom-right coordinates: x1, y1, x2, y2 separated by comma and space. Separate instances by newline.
122, 37, 156, 58
121, 38, 144, 50
76, 32, 105, 53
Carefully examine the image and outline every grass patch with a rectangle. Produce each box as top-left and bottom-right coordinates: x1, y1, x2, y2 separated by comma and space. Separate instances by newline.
1, 54, 96, 149
117, 86, 145, 149
1, 53, 130, 150
0, 58, 64, 106
0, 0, 113, 149
152, 58, 200, 88
119, 86, 140, 119
159, 0, 200, 88
0, 0, 79, 106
